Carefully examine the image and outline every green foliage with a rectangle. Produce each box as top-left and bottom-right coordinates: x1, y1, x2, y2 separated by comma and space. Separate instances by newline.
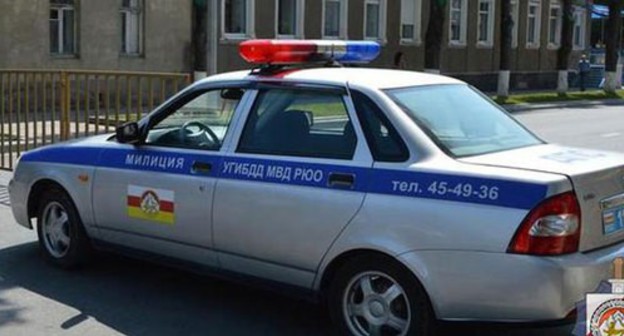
494, 90, 624, 105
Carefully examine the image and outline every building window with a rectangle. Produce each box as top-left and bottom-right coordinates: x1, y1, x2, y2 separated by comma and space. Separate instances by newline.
548, 1, 562, 48
449, 0, 467, 46
526, 0, 541, 48
364, 0, 386, 41
121, 0, 143, 55
323, 0, 347, 39
511, 0, 519, 48
276, 0, 304, 38
50, 0, 77, 55
222, 0, 254, 39
477, 0, 495, 47
573, 7, 586, 50
400, 0, 422, 44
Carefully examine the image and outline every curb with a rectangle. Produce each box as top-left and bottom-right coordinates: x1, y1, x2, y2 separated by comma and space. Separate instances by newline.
503, 98, 624, 113
0, 170, 12, 184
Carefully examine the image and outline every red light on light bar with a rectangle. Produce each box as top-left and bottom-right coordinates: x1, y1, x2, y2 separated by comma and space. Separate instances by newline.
239, 40, 318, 64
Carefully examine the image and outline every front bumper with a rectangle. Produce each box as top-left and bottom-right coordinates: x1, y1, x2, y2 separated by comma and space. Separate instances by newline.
398, 242, 624, 322
9, 176, 32, 229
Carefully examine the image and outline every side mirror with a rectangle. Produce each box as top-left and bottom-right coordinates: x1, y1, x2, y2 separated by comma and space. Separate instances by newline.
116, 122, 141, 144
220, 88, 244, 100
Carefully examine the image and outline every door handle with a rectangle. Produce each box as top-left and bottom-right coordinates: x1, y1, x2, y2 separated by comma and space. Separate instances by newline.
191, 161, 212, 175
328, 172, 355, 189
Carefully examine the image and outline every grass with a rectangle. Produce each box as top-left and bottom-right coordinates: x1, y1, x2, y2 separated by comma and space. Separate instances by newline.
290, 102, 346, 117
494, 89, 624, 105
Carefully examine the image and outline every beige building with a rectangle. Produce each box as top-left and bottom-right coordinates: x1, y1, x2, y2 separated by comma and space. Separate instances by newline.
0, 0, 192, 72
0, 0, 592, 91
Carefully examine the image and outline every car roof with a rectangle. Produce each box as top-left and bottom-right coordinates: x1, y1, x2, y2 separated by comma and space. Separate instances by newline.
200, 67, 465, 90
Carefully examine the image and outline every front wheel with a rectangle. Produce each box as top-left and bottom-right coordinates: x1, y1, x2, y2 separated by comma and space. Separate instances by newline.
36, 187, 92, 269
327, 255, 435, 336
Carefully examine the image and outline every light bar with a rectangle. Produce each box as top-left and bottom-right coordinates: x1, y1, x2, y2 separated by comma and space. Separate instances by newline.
239, 40, 381, 65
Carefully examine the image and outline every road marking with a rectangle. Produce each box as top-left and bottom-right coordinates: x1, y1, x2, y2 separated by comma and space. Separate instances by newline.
602, 132, 621, 138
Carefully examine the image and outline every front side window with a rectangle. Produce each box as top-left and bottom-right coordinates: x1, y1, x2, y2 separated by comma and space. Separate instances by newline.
548, 1, 562, 47
477, 0, 495, 46
385, 85, 542, 157
276, 0, 303, 37
121, 0, 143, 55
527, 0, 541, 48
238, 89, 356, 160
364, 0, 386, 40
223, 0, 254, 38
50, 0, 77, 55
145, 89, 243, 151
400, 0, 422, 43
573, 7, 586, 49
449, 0, 467, 45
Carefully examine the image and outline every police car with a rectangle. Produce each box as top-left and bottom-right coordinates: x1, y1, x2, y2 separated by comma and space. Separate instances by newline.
9, 40, 624, 335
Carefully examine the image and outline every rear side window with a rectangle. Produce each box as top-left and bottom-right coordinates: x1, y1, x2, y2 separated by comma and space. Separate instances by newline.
385, 84, 542, 157
351, 90, 409, 162
238, 89, 357, 160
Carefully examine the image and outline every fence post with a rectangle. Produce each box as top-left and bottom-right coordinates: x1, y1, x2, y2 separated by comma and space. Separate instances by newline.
60, 72, 70, 140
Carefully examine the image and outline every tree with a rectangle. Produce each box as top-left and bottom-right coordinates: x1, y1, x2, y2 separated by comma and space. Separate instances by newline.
497, 0, 513, 98
424, 0, 448, 73
556, 0, 574, 94
604, 0, 622, 93
192, 0, 208, 77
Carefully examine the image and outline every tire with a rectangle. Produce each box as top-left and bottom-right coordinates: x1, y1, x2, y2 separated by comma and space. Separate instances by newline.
36, 186, 92, 269
327, 254, 435, 336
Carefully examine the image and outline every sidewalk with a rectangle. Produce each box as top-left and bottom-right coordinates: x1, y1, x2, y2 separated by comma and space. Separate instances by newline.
0, 170, 11, 184
0, 170, 11, 207
502, 98, 624, 113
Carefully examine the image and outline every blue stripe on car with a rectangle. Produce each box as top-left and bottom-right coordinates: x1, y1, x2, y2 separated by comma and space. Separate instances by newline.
20, 147, 547, 210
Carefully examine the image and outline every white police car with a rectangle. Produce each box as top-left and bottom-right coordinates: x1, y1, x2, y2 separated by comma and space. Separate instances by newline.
9, 40, 624, 335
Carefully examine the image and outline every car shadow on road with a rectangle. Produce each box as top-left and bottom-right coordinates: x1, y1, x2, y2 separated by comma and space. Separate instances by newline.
0, 242, 329, 335
0, 242, 575, 336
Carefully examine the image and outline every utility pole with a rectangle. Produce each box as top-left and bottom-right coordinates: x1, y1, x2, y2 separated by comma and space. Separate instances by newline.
604, 0, 622, 92
206, 0, 219, 76
424, 0, 447, 73
192, 0, 207, 81
498, 0, 513, 98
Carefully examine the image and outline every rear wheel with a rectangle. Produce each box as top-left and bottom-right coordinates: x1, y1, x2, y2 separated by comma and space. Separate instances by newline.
327, 255, 435, 336
36, 187, 91, 268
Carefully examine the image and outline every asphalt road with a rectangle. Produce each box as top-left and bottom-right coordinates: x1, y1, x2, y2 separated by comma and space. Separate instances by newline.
515, 103, 624, 153
4, 103, 624, 336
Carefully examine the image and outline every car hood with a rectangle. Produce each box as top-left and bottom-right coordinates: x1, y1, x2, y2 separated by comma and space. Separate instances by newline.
19, 134, 114, 166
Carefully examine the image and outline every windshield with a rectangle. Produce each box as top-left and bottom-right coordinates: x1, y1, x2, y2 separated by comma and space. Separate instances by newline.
385, 84, 542, 157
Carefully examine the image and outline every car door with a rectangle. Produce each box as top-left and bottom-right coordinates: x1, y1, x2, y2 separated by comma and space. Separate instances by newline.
92, 86, 249, 267
212, 85, 373, 288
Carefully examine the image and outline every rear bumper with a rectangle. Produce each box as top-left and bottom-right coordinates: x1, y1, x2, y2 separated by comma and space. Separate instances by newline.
398, 242, 624, 322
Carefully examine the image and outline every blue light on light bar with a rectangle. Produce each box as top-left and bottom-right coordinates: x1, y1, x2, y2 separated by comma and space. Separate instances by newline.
339, 42, 382, 63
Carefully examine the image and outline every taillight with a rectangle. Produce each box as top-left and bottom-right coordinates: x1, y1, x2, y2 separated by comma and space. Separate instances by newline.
507, 191, 581, 256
